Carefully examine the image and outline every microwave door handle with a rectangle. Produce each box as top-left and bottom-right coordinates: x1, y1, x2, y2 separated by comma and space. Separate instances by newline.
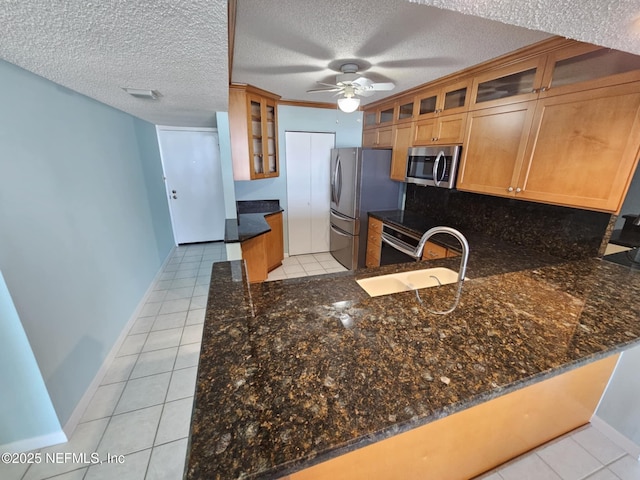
438, 151, 448, 185
431, 150, 444, 187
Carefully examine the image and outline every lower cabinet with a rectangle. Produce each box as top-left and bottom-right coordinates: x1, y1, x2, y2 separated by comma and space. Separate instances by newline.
265, 212, 284, 271
242, 211, 284, 283
365, 218, 383, 268
287, 354, 618, 480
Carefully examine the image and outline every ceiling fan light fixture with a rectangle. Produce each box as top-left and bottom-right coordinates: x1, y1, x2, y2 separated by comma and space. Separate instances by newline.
337, 96, 360, 113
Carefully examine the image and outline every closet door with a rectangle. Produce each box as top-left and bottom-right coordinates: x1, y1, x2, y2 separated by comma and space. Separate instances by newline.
286, 132, 335, 255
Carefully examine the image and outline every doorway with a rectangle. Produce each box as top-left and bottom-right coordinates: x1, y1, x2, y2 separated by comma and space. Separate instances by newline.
157, 127, 225, 244
285, 131, 336, 255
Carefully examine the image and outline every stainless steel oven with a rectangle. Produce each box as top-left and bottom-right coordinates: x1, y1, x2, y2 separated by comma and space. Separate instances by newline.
405, 145, 461, 188
379, 223, 421, 266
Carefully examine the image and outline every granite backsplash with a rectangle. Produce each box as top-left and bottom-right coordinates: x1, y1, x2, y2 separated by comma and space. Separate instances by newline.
404, 184, 615, 260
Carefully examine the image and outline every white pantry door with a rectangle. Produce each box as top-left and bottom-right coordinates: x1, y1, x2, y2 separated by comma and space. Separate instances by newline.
286, 131, 335, 255
157, 128, 225, 244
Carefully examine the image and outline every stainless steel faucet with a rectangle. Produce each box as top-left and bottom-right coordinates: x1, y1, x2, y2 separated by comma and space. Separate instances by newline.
412, 226, 470, 315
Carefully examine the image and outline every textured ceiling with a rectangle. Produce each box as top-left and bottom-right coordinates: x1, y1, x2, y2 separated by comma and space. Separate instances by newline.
0, 1, 228, 127
1, 0, 639, 127
232, 0, 553, 105
409, 0, 640, 56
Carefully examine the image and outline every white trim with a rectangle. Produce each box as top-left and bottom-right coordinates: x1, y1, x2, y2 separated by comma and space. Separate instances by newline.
590, 415, 640, 460
61, 246, 176, 439
225, 243, 242, 261
0, 431, 67, 454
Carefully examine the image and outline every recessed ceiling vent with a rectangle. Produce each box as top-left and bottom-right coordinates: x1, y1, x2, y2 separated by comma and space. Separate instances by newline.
121, 88, 160, 100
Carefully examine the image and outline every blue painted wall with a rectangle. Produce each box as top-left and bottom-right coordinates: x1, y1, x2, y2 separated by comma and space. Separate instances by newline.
0, 271, 63, 447
0, 59, 174, 430
234, 105, 363, 252
216, 112, 238, 219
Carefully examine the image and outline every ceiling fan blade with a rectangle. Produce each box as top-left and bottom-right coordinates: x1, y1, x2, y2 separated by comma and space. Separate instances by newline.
317, 82, 340, 88
353, 77, 373, 88
370, 82, 396, 91
354, 88, 375, 97
307, 87, 343, 93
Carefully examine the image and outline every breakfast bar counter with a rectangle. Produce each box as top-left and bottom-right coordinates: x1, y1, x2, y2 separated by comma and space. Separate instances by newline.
186, 232, 640, 479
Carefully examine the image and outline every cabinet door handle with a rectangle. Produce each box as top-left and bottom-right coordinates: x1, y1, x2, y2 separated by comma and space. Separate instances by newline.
515, 187, 522, 193
507, 186, 514, 192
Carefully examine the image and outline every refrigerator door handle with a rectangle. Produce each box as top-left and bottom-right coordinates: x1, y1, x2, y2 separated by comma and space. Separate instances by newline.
330, 209, 353, 221
335, 154, 343, 205
330, 224, 351, 237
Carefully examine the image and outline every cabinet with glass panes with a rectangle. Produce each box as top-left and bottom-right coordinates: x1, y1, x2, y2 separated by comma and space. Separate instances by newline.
229, 84, 280, 180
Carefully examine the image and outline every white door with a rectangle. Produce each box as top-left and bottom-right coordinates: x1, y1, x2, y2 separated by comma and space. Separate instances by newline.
286, 131, 335, 255
157, 128, 225, 244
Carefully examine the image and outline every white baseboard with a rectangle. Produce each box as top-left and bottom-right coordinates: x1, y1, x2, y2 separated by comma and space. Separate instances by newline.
591, 414, 640, 460
62, 246, 176, 440
0, 430, 68, 454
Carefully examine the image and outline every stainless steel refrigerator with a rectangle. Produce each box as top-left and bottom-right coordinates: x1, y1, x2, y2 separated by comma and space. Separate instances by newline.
330, 148, 402, 270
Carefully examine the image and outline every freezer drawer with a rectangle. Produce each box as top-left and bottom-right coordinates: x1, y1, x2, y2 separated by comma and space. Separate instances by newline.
330, 209, 359, 236
330, 224, 358, 270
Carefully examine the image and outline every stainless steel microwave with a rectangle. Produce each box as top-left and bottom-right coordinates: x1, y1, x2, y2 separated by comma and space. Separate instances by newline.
405, 145, 461, 188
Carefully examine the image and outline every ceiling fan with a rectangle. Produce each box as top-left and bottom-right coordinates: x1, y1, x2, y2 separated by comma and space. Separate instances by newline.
307, 63, 395, 112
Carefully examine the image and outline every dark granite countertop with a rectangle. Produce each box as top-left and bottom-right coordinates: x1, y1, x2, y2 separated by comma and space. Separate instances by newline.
186, 232, 640, 480
225, 200, 283, 243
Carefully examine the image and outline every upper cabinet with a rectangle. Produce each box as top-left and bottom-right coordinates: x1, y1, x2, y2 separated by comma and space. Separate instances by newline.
361, 37, 640, 213
229, 84, 280, 180
469, 57, 546, 109
416, 79, 471, 118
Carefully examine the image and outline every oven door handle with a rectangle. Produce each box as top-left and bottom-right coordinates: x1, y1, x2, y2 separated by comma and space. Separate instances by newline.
381, 232, 419, 259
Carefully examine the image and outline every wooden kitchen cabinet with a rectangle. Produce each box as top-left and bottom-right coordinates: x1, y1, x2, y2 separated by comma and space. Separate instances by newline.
265, 212, 284, 271
457, 101, 537, 197
459, 82, 640, 212
363, 126, 393, 148
242, 212, 285, 282
416, 79, 471, 118
540, 42, 640, 98
229, 84, 280, 180
516, 82, 640, 212
241, 235, 268, 283
413, 112, 467, 146
470, 57, 546, 110
365, 218, 383, 268
390, 123, 413, 181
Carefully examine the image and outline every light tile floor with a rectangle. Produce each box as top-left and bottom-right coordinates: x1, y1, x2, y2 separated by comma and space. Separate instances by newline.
3, 244, 639, 480
476, 424, 640, 480
266, 252, 348, 281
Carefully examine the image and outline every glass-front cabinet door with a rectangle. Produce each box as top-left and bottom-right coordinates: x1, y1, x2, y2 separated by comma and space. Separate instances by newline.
397, 97, 415, 122
247, 94, 278, 179
265, 100, 278, 176
470, 57, 546, 109
541, 44, 640, 97
249, 98, 264, 177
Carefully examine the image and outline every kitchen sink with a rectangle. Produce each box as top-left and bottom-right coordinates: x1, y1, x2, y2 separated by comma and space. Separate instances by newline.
356, 267, 467, 297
